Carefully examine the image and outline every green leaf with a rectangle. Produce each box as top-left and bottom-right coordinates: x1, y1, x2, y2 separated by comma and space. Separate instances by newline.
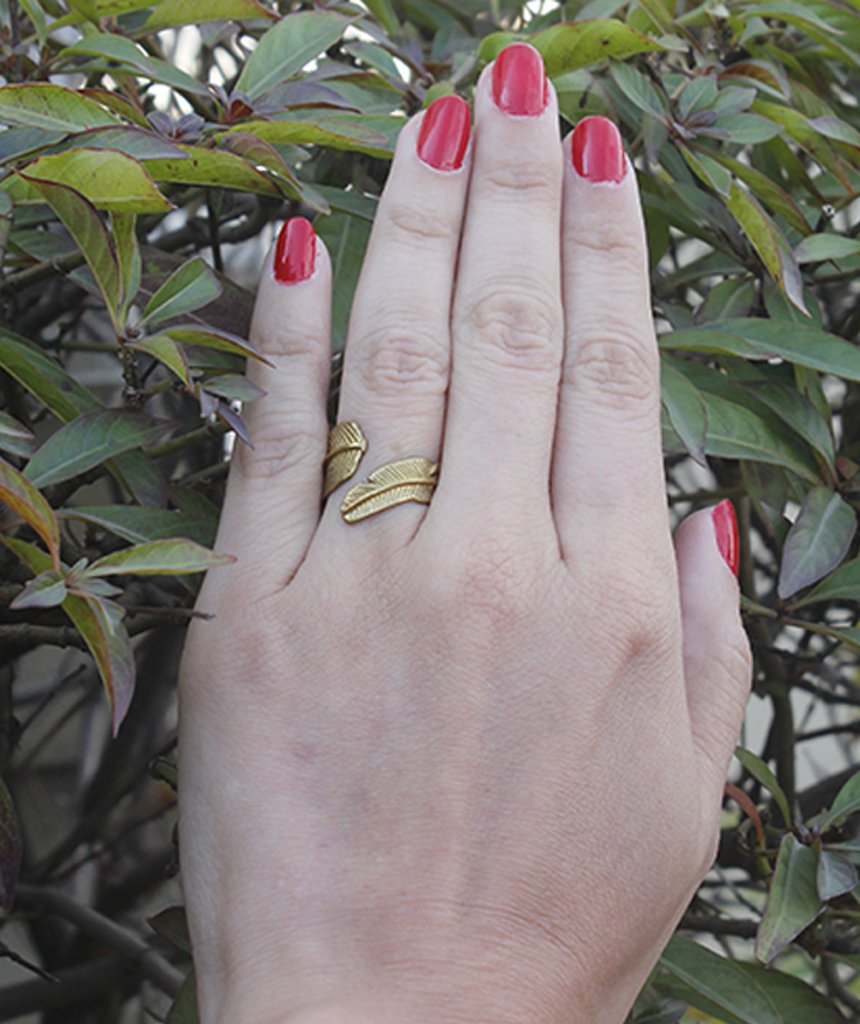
164, 325, 272, 365
222, 117, 395, 159
0, 456, 60, 567
820, 771, 860, 831
141, 257, 221, 327
147, 906, 191, 954
63, 504, 217, 547
794, 234, 860, 264
0, 83, 119, 132
221, 133, 328, 212
25, 411, 173, 489
711, 152, 812, 236
752, 101, 853, 192
710, 112, 782, 144
200, 374, 265, 402
363, 0, 399, 34
733, 960, 845, 1024
315, 211, 373, 352
144, 0, 272, 29
0, 778, 21, 914
660, 358, 707, 466
58, 34, 210, 98
129, 335, 192, 388
111, 211, 141, 319
235, 11, 355, 101
660, 318, 860, 383
609, 59, 666, 117
85, 538, 234, 577
2, 537, 134, 732
8, 149, 171, 214
166, 971, 198, 1024
734, 747, 792, 827
143, 145, 284, 198
481, 20, 666, 74
808, 115, 860, 150
658, 935, 782, 1024
0, 410, 35, 460
696, 391, 818, 482
756, 834, 823, 965
817, 850, 858, 900
798, 558, 860, 607
10, 569, 67, 610
14, 176, 122, 317
778, 488, 856, 599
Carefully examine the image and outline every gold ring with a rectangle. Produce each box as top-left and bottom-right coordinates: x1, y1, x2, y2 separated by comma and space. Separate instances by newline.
323, 421, 368, 498
340, 457, 438, 524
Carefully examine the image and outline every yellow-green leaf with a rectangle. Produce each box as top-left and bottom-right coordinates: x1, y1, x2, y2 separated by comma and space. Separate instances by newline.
0, 83, 119, 133
0, 456, 60, 567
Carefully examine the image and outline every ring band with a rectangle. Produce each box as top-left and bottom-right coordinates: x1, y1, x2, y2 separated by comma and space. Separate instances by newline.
323, 421, 368, 498
340, 457, 438, 524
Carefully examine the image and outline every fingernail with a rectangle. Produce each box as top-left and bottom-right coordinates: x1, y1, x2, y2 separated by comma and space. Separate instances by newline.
274, 217, 316, 284
712, 500, 739, 577
492, 43, 548, 117
571, 116, 626, 183
417, 95, 471, 171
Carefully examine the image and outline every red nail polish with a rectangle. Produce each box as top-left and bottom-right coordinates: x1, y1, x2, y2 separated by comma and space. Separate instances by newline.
274, 217, 316, 284
492, 43, 548, 117
712, 500, 739, 577
417, 95, 471, 171
571, 116, 626, 183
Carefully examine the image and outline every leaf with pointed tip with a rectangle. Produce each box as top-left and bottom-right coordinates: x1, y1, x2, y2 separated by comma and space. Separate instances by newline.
147, 906, 191, 954
63, 505, 216, 547
0, 410, 35, 460
756, 834, 823, 965
795, 234, 860, 264
85, 538, 234, 578
0, 83, 119, 133
49, 126, 188, 161
110, 211, 141, 319
141, 258, 221, 327
143, 145, 283, 197
166, 971, 198, 1024
25, 411, 173, 490
164, 326, 271, 365
0, 457, 60, 567
222, 117, 394, 159
778, 488, 856, 599
235, 11, 355, 100
10, 569, 67, 610
9, 150, 172, 214
215, 402, 253, 448
817, 850, 858, 901
734, 747, 792, 827
820, 772, 860, 831
798, 558, 860, 607
660, 359, 707, 467
200, 374, 265, 403
2, 537, 135, 733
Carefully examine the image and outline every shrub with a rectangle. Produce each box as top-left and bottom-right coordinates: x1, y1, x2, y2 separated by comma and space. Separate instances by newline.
0, 0, 858, 1020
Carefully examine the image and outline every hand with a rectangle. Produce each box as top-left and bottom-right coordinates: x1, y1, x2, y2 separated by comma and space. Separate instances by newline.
178, 43, 751, 1024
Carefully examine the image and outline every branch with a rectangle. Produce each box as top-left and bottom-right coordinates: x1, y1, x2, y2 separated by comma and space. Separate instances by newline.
0, 624, 85, 651
14, 884, 184, 997
0, 954, 132, 1021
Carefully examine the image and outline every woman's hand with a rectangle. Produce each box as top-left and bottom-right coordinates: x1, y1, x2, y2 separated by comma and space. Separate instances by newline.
178, 44, 752, 1024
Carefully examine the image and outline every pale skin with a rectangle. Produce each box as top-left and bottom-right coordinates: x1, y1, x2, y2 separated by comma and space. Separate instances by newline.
178, 45, 752, 1024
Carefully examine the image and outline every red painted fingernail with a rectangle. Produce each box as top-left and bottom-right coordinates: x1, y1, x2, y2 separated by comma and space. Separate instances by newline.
274, 217, 316, 284
492, 43, 548, 117
417, 95, 471, 171
712, 500, 739, 577
571, 116, 626, 183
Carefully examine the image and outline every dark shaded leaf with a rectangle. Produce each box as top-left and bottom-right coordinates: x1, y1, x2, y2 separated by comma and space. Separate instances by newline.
820, 772, 860, 831
64, 505, 217, 547
0, 410, 35, 460
85, 538, 234, 577
201, 374, 265, 402
778, 488, 856, 599
660, 358, 707, 466
25, 411, 173, 490
147, 906, 191, 954
129, 335, 192, 388
166, 971, 197, 1024
0, 456, 60, 567
757, 834, 823, 965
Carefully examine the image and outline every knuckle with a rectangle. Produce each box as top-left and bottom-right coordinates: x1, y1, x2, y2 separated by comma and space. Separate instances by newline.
481, 156, 560, 205
591, 563, 677, 663
384, 198, 455, 245
567, 228, 643, 268
351, 319, 448, 398
252, 323, 322, 361
235, 417, 321, 482
570, 326, 659, 406
460, 282, 562, 372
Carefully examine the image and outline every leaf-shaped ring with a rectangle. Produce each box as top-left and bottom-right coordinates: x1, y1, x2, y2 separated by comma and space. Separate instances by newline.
322, 421, 368, 498
340, 457, 438, 524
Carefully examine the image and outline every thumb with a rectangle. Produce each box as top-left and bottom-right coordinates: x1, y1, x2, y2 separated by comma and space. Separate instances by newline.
675, 501, 752, 805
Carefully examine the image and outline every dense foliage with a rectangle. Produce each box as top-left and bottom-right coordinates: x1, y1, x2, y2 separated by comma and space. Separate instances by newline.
0, 0, 859, 1020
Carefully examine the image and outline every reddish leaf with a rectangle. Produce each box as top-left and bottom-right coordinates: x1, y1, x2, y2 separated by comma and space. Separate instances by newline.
0, 456, 60, 568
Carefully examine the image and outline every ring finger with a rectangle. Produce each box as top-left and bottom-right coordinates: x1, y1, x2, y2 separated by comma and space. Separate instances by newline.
321, 95, 472, 540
